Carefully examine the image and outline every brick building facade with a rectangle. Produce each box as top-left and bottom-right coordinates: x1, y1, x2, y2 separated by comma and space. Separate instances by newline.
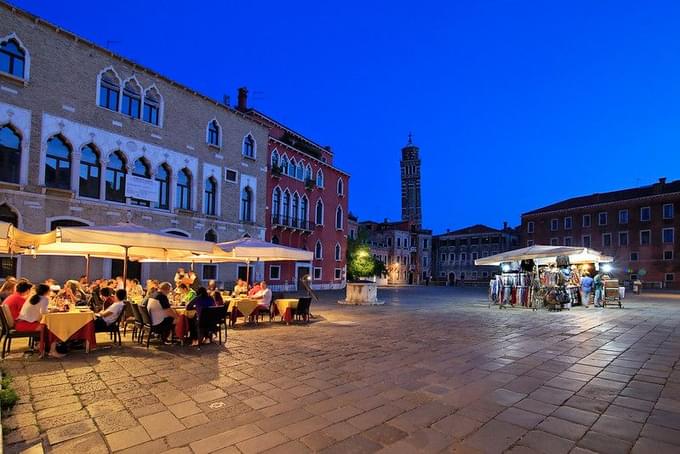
432, 224, 518, 284
234, 90, 349, 291
521, 178, 680, 287
0, 2, 270, 284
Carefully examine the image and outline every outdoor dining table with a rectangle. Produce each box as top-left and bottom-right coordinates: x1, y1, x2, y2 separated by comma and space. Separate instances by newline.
40, 310, 96, 355
273, 298, 299, 324
226, 298, 266, 326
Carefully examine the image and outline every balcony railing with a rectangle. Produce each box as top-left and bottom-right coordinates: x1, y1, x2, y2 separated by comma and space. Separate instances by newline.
272, 214, 314, 232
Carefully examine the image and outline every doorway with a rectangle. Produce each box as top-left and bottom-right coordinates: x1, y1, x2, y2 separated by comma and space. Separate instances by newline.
111, 259, 141, 281
296, 265, 310, 290
237, 265, 254, 284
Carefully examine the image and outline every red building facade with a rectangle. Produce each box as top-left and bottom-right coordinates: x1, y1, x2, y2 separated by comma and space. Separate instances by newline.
521, 178, 680, 288
237, 89, 349, 290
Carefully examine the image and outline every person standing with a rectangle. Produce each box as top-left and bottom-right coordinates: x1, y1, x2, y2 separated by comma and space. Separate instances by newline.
593, 271, 604, 308
580, 272, 593, 307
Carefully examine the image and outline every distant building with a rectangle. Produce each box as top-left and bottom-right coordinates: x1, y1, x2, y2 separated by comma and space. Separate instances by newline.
359, 219, 431, 285
401, 134, 422, 228
433, 224, 518, 284
521, 177, 680, 288
348, 212, 358, 241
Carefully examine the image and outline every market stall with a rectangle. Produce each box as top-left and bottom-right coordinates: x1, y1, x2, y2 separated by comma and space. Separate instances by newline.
476, 245, 615, 310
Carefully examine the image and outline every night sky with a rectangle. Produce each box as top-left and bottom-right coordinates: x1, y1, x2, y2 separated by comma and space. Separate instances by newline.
11, 0, 680, 234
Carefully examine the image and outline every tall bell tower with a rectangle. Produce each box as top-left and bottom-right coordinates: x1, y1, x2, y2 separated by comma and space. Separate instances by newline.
400, 133, 422, 229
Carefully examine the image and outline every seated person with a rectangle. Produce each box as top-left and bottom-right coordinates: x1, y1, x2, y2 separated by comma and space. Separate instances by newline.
207, 280, 224, 306
0, 277, 17, 303
252, 281, 272, 307
17, 284, 64, 358
248, 282, 262, 297
233, 279, 248, 296
146, 282, 177, 343
100, 287, 115, 310
178, 283, 196, 305
94, 289, 126, 331
186, 287, 215, 344
3, 280, 33, 321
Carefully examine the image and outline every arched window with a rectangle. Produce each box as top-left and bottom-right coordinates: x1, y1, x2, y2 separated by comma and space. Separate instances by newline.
79, 144, 100, 199
98, 69, 120, 111
304, 164, 312, 182
204, 229, 217, 242
335, 206, 343, 230
130, 158, 151, 206
0, 38, 26, 79
271, 150, 279, 168
315, 240, 323, 260
176, 168, 192, 210
272, 187, 281, 223
105, 151, 127, 202
0, 125, 21, 184
292, 193, 299, 227
207, 120, 220, 146
242, 134, 255, 158
335, 243, 341, 261
143, 86, 161, 125
282, 190, 291, 223
155, 164, 170, 210
316, 169, 324, 188
337, 178, 344, 195
296, 162, 304, 180
300, 195, 308, 222
280, 156, 289, 175
45, 135, 71, 190
121, 79, 141, 118
315, 199, 324, 226
204, 177, 217, 216
50, 218, 89, 230
240, 186, 253, 222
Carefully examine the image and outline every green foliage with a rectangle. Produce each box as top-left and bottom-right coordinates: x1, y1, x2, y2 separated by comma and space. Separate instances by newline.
346, 231, 386, 281
0, 372, 18, 410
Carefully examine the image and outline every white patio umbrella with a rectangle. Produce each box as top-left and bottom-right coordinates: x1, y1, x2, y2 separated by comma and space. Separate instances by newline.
474, 245, 613, 266
0, 221, 51, 254
27, 223, 215, 281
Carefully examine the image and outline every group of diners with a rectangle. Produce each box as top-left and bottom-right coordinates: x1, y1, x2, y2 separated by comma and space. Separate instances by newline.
0, 269, 276, 355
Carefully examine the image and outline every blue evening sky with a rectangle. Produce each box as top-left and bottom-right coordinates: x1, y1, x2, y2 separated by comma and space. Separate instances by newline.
12, 1, 680, 234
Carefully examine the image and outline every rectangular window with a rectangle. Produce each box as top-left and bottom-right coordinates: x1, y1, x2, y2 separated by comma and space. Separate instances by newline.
640, 206, 651, 222
482, 271, 489, 278
550, 219, 559, 231
313, 267, 322, 280
397, 238, 401, 248
423, 257, 428, 267
640, 230, 651, 245
471, 252, 478, 261
663, 228, 674, 243
527, 221, 534, 233
619, 231, 629, 246
202, 264, 217, 281
598, 212, 608, 226
583, 214, 591, 228
334, 268, 342, 280
564, 217, 572, 230
664, 250, 673, 261
449, 253, 455, 262
550, 237, 559, 246
224, 168, 238, 183
602, 233, 612, 247
269, 265, 281, 280
619, 209, 629, 224
423, 239, 428, 249
564, 237, 572, 246
461, 253, 467, 263
664, 203, 674, 219
630, 252, 639, 261
440, 253, 446, 262
471, 271, 478, 279
582, 235, 591, 248
665, 273, 674, 282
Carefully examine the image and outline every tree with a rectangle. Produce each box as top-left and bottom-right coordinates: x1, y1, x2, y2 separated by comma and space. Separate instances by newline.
346, 232, 386, 281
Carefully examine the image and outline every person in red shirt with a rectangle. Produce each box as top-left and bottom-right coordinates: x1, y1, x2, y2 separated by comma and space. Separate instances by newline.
3, 281, 33, 321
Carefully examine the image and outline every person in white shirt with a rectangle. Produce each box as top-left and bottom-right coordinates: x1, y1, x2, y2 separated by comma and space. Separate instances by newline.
253, 281, 272, 307
16, 284, 64, 358
146, 282, 177, 343
94, 289, 126, 331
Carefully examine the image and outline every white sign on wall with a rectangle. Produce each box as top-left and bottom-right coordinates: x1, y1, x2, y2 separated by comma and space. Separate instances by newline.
125, 175, 159, 201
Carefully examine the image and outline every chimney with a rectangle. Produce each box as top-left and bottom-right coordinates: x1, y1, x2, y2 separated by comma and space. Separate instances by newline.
222, 95, 230, 106
659, 177, 667, 185
237, 87, 248, 112
503, 221, 508, 230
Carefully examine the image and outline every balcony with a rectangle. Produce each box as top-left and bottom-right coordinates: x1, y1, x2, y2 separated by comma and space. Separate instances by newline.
272, 214, 314, 233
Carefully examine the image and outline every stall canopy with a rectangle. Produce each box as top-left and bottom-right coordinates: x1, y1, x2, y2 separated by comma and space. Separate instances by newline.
474, 245, 613, 267
0, 221, 52, 254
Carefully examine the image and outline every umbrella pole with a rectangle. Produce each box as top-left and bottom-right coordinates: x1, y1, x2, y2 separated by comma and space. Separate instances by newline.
85, 254, 90, 282
245, 260, 250, 286
123, 246, 129, 284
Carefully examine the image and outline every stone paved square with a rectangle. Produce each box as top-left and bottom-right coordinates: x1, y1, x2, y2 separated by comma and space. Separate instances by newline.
3, 286, 680, 453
